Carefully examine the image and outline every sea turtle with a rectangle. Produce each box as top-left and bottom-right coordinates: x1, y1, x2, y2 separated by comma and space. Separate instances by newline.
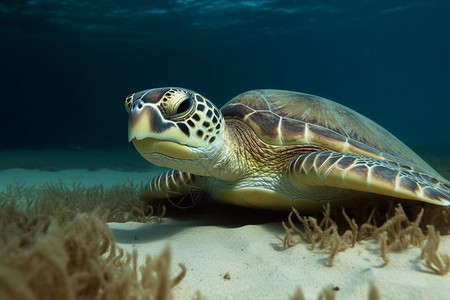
124, 88, 450, 211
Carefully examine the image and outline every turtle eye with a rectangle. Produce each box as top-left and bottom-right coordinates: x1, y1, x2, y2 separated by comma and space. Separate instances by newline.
124, 94, 134, 114
168, 95, 194, 119
176, 98, 192, 114
161, 89, 195, 119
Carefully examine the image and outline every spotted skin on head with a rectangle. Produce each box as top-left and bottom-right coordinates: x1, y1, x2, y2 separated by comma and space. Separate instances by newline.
126, 88, 223, 148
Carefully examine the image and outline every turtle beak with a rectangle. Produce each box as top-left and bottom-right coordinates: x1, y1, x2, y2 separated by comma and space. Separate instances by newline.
127, 100, 194, 160
128, 100, 149, 142
128, 100, 153, 142
127, 100, 175, 142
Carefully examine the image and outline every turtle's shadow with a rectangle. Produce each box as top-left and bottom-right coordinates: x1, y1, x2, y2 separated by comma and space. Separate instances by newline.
111, 200, 288, 244
168, 200, 289, 226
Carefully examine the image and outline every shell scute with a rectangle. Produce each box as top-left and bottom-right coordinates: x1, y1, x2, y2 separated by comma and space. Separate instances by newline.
279, 118, 306, 144
245, 111, 281, 143
221, 103, 255, 120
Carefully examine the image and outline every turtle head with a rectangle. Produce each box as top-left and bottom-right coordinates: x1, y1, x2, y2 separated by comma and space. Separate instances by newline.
125, 87, 226, 175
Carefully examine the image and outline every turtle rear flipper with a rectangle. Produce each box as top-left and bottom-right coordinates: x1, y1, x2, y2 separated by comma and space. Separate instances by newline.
287, 152, 450, 206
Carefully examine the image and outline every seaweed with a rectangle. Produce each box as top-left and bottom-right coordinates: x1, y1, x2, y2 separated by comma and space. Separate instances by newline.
289, 283, 381, 300
278, 202, 450, 273
420, 225, 450, 275
0, 182, 184, 300
278, 205, 355, 266
317, 285, 335, 300
0, 181, 161, 223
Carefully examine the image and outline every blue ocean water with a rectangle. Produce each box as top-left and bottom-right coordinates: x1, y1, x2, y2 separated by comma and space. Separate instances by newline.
0, 0, 449, 153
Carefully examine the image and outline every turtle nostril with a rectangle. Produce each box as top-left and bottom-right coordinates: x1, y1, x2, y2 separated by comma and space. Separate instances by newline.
131, 100, 145, 112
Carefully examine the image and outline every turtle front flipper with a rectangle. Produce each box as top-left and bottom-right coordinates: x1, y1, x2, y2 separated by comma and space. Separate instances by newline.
287, 151, 450, 206
141, 170, 203, 209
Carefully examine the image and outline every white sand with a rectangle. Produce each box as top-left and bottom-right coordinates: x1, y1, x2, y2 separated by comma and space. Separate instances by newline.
1, 169, 449, 299
0, 168, 150, 187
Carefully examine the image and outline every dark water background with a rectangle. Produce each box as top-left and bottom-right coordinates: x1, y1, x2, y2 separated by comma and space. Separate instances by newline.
1, 1, 449, 156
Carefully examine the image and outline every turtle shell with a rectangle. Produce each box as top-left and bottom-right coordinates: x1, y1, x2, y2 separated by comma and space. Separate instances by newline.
220, 90, 444, 181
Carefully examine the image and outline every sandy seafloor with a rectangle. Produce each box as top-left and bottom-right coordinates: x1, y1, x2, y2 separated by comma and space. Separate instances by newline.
1, 149, 449, 299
